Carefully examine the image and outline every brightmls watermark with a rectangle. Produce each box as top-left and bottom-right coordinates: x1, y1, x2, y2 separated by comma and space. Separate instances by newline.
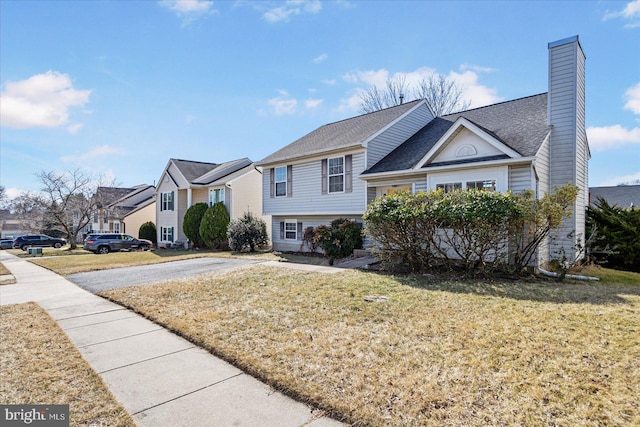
1, 405, 69, 426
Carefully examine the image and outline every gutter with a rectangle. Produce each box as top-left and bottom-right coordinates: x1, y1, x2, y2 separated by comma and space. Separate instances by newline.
537, 268, 599, 281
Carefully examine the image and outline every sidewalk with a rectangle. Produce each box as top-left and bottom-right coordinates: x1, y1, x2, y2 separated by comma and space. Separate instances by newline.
0, 252, 345, 427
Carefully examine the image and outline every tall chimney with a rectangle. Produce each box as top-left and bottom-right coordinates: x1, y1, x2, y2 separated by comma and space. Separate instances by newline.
547, 35, 588, 263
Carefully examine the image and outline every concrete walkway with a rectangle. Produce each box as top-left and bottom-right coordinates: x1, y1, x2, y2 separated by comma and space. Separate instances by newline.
0, 252, 345, 427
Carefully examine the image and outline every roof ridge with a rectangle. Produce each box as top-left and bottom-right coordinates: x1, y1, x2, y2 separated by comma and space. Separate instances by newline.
320, 99, 423, 128
171, 158, 218, 166
443, 92, 547, 117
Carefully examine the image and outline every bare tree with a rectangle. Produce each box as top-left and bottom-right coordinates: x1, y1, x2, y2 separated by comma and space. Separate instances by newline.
414, 74, 471, 116
37, 169, 113, 249
9, 191, 47, 233
358, 73, 470, 116
359, 75, 409, 114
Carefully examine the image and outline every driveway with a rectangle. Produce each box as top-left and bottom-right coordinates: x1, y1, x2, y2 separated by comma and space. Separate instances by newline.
67, 257, 261, 293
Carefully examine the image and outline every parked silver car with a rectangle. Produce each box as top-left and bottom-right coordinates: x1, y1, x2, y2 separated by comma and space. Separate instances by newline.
84, 234, 152, 254
0, 238, 14, 249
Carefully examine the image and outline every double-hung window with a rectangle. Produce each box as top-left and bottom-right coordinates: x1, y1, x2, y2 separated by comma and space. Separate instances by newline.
328, 156, 344, 193
161, 191, 174, 211
161, 226, 174, 242
275, 167, 287, 197
209, 188, 225, 206
284, 220, 297, 240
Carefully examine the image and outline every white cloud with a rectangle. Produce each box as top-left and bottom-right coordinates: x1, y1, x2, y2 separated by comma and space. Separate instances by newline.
460, 64, 497, 73
4, 187, 27, 201
0, 71, 91, 130
267, 90, 297, 115
67, 123, 84, 134
339, 66, 500, 112
604, 0, 640, 28
448, 70, 502, 108
160, 0, 217, 26
587, 125, 640, 151
263, 0, 322, 23
313, 53, 328, 64
305, 98, 323, 109
322, 79, 336, 85
61, 145, 124, 163
599, 171, 640, 187
624, 82, 640, 114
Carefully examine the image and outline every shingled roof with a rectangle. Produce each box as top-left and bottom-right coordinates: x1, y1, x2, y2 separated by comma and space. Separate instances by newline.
171, 159, 219, 182
170, 158, 253, 186
590, 185, 640, 209
257, 100, 424, 166
363, 93, 549, 174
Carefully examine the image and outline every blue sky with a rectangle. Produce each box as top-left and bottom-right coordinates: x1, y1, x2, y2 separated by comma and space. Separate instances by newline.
1, 0, 639, 199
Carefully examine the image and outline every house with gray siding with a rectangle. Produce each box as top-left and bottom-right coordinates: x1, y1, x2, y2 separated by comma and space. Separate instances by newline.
257, 36, 589, 266
155, 157, 266, 248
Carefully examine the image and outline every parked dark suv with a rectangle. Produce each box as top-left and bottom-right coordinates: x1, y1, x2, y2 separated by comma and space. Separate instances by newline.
13, 234, 67, 250
84, 234, 152, 254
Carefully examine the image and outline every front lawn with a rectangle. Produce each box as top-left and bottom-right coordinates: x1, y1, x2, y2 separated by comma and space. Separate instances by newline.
99, 265, 640, 426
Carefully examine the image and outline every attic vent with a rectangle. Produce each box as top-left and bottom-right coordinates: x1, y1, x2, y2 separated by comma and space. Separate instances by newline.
456, 145, 477, 157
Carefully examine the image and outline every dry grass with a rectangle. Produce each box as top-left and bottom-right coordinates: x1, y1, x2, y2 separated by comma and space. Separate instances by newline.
0, 262, 11, 275
0, 262, 16, 285
29, 250, 281, 275
99, 265, 640, 426
0, 302, 135, 426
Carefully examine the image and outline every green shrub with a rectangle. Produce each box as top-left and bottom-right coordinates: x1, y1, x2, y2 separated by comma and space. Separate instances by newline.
138, 221, 157, 245
199, 202, 230, 249
313, 218, 363, 265
227, 212, 269, 252
183, 202, 208, 248
587, 198, 640, 272
363, 184, 578, 275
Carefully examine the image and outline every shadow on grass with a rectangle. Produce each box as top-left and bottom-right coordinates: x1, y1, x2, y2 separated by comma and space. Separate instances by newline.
387, 272, 640, 305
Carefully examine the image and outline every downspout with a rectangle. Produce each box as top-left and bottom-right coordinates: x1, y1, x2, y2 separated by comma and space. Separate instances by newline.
225, 182, 233, 217
537, 267, 599, 281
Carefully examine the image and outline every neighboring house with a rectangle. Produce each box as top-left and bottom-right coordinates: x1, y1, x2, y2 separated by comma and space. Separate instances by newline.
589, 185, 640, 209
122, 197, 156, 239
257, 36, 589, 266
155, 158, 265, 248
87, 185, 156, 237
0, 209, 31, 238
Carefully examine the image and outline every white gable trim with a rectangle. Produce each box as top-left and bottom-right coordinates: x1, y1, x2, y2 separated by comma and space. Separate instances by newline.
361, 156, 535, 181
361, 100, 430, 148
413, 117, 522, 169
168, 159, 190, 187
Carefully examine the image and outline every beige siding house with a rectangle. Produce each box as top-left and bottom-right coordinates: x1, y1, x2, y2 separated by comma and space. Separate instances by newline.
122, 198, 156, 239
155, 158, 267, 248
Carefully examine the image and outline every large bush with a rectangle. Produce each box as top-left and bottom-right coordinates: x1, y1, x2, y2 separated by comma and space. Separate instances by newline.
313, 218, 363, 265
363, 184, 578, 275
587, 198, 640, 272
183, 202, 208, 248
138, 221, 157, 245
227, 212, 269, 252
199, 202, 230, 249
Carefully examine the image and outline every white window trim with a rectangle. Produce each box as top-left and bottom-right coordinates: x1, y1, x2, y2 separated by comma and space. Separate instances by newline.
427, 166, 508, 193
209, 187, 225, 206
284, 219, 297, 240
160, 226, 174, 242
328, 156, 345, 194
275, 166, 287, 198
161, 191, 174, 211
